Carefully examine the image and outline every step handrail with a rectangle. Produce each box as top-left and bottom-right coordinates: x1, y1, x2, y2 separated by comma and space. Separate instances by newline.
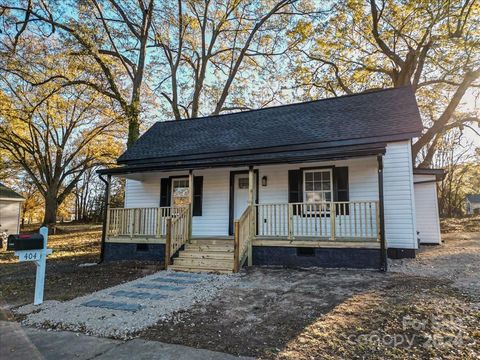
164, 206, 190, 268
233, 205, 253, 272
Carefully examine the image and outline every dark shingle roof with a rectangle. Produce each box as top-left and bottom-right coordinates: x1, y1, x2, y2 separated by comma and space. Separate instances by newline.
118, 86, 422, 164
467, 194, 480, 203
0, 183, 24, 200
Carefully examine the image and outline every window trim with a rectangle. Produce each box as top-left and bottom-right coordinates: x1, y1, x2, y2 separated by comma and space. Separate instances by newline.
303, 168, 333, 215
303, 168, 333, 203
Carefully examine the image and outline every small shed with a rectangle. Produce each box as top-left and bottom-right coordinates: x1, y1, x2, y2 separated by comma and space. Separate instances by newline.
466, 194, 480, 215
0, 183, 25, 235
413, 169, 444, 245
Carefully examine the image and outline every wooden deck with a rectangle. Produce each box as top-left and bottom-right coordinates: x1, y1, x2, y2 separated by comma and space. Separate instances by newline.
105, 201, 382, 273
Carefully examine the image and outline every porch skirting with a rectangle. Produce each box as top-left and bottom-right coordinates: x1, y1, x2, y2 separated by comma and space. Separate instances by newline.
252, 246, 381, 269
104, 242, 165, 262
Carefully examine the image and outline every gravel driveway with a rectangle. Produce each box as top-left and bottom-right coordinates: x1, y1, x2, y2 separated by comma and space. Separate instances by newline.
15, 271, 238, 339
389, 232, 480, 299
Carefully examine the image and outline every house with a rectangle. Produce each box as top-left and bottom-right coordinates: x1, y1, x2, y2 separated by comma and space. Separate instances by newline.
0, 183, 24, 237
466, 194, 480, 215
98, 86, 428, 273
413, 168, 444, 245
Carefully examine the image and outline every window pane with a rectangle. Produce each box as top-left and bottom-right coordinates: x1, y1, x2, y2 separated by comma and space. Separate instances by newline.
305, 182, 314, 191
314, 172, 322, 181
325, 192, 332, 201
313, 181, 322, 191
306, 192, 321, 203
305, 172, 313, 181
238, 178, 249, 189
322, 171, 331, 181
323, 181, 331, 190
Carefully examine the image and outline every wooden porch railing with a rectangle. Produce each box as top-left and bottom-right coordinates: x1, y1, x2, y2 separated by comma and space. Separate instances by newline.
165, 206, 190, 267
233, 205, 254, 272
107, 207, 171, 238
255, 201, 379, 241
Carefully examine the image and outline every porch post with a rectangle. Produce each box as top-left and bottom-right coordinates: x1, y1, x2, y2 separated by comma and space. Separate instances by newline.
248, 166, 254, 266
99, 174, 111, 263
188, 169, 194, 241
377, 155, 387, 272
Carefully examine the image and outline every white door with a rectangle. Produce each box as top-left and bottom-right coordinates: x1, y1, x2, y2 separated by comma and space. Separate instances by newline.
234, 175, 250, 220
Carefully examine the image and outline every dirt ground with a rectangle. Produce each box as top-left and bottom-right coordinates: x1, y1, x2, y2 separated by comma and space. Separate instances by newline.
0, 227, 161, 312
141, 233, 480, 359
441, 215, 480, 233
2, 223, 480, 359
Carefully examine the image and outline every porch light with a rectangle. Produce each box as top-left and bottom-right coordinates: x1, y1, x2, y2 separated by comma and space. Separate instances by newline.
262, 176, 267, 187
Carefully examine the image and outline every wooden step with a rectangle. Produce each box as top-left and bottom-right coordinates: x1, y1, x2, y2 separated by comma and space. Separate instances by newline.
179, 251, 234, 260
168, 264, 233, 274
190, 239, 234, 245
173, 257, 233, 269
184, 244, 234, 252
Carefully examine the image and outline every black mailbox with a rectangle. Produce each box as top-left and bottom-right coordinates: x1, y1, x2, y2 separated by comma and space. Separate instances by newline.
7, 234, 44, 251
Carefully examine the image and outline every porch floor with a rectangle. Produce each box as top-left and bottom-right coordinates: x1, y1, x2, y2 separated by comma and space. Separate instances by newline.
106, 235, 380, 249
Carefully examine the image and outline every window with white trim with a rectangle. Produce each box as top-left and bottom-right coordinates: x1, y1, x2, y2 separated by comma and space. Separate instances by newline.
171, 178, 190, 206
303, 169, 333, 203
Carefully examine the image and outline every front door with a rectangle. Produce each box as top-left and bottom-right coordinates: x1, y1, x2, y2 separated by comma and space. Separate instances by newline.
234, 174, 250, 220
229, 171, 257, 235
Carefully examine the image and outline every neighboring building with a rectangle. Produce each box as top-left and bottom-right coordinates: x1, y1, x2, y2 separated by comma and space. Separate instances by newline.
466, 194, 480, 215
98, 86, 433, 272
413, 168, 444, 245
0, 183, 25, 236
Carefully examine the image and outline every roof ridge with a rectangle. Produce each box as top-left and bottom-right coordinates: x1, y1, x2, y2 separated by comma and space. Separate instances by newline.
153, 86, 413, 125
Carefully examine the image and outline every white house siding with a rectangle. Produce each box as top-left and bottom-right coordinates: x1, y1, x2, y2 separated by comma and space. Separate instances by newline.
124, 178, 161, 208
0, 200, 22, 235
122, 141, 417, 247
256, 158, 379, 238
123, 158, 379, 238
125, 169, 231, 236
383, 141, 417, 249
414, 174, 441, 244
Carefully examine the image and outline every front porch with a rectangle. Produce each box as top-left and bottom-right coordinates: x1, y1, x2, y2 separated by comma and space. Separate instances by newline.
101, 156, 387, 272
105, 200, 381, 273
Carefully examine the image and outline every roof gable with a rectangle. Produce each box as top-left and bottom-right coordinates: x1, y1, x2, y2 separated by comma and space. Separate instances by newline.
467, 194, 480, 203
119, 86, 422, 164
0, 183, 24, 200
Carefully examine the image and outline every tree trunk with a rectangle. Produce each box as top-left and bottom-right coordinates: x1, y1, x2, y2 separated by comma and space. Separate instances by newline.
126, 102, 140, 148
43, 193, 58, 231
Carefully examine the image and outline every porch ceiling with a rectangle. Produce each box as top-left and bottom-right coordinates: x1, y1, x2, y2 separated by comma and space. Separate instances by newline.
98, 142, 386, 177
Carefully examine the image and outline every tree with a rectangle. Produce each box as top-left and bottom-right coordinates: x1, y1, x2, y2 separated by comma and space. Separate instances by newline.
433, 130, 480, 217
0, 78, 122, 227
1, 0, 155, 147
291, 0, 479, 164
20, 178, 44, 226
153, 0, 303, 119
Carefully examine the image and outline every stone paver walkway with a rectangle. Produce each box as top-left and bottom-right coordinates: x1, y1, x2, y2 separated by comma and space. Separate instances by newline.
15, 271, 237, 338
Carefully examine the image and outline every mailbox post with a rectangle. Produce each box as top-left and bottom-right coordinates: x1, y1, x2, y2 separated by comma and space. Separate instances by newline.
7, 227, 52, 305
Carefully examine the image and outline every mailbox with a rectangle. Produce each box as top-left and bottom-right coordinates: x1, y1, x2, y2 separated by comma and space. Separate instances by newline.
7, 234, 44, 251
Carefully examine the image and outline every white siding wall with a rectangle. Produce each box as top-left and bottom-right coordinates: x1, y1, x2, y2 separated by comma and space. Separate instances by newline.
257, 157, 379, 203
125, 179, 161, 208
0, 200, 22, 235
383, 141, 417, 249
414, 175, 441, 244
122, 141, 417, 248
123, 158, 379, 237
257, 158, 379, 238
125, 169, 231, 236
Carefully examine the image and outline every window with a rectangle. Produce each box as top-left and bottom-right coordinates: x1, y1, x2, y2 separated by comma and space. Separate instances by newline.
303, 169, 333, 203
171, 178, 190, 207
238, 177, 249, 189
